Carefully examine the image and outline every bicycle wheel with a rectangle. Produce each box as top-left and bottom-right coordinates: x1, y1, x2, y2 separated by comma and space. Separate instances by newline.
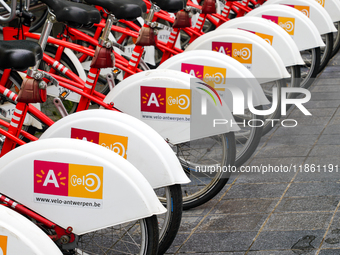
299, 47, 321, 89
177, 132, 236, 210
331, 21, 340, 58
154, 185, 182, 255
39, 45, 80, 122
319, 32, 333, 73
233, 110, 263, 167
74, 215, 159, 255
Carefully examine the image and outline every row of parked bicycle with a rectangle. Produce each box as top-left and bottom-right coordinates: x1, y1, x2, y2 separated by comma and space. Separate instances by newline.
0, 0, 337, 254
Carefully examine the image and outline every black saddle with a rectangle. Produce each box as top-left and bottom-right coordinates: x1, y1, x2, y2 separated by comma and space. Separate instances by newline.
153, 0, 184, 12
0, 40, 42, 71
40, 0, 101, 27
84, 0, 146, 20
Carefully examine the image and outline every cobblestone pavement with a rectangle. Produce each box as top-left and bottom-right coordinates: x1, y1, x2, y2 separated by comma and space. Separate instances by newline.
167, 53, 340, 254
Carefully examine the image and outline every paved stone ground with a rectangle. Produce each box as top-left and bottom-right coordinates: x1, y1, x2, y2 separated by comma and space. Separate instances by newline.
167, 53, 340, 254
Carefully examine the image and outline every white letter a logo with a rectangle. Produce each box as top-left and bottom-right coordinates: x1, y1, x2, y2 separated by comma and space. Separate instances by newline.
147, 93, 160, 107
43, 170, 60, 188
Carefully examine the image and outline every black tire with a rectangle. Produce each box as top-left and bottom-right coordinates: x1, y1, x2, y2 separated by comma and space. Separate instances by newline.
39, 45, 79, 122
29, 7, 49, 33
155, 185, 182, 255
300, 47, 321, 89
76, 215, 159, 255
319, 33, 333, 73
178, 132, 236, 210
331, 21, 340, 58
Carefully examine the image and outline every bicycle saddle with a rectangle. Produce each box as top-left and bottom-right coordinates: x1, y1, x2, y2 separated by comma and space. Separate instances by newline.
40, 0, 101, 27
84, 0, 146, 20
153, 0, 184, 12
0, 40, 42, 71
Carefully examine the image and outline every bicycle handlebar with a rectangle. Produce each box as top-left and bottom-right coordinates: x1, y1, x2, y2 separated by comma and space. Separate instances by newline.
0, 0, 17, 23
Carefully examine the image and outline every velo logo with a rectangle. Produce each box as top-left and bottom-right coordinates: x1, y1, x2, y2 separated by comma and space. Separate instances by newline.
141, 86, 190, 115
181, 63, 226, 89
34, 160, 103, 199
71, 128, 128, 159
0, 236, 7, 255
285, 4, 310, 17
240, 29, 274, 45
212, 42, 252, 70
262, 15, 295, 36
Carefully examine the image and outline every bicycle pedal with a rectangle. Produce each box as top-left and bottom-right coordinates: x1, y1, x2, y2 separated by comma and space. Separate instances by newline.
59, 89, 70, 100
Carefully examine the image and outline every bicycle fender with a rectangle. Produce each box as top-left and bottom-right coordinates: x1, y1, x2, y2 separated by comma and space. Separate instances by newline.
40, 110, 190, 188
318, 0, 340, 22
0, 205, 63, 255
246, 5, 325, 51
263, 0, 336, 34
218, 17, 305, 66
103, 69, 240, 144
158, 50, 270, 111
185, 28, 290, 83
0, 138, 166, 235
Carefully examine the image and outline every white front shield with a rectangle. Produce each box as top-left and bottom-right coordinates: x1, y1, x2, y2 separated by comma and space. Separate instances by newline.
0, 138, 166, 235
0, 205, 63, 255
218, 16, 305, 67
246, 4, 325, 51
158, 50, 269, 111
185, 28, 290, 83
40, 110, 190, 188
103, 69, 239, 144
263, 0, 337, 34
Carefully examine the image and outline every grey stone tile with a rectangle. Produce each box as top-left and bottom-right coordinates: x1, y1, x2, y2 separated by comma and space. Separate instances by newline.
294, 158, 340, 182
177, 215, 204, 232
235, 171, 295, 184
293, 117, 331, 126
275, 196, 340, 212
273, 125, 326, 136
214, 198, 278, 214
264, 212, 333, 231
175, 253, 245, 255
309, 145, 340, 157
250, 230, 325, 251
178, 231, 256, 252
310, 93, 340, 101
267, 135, 319, 146
311, 86, 340, 93
323, 125, 340, 135
321, 213, 340, 249
285, 182, 340, 197
289, 108, 336, 118
224, 183, 288, 199
247, 250, 316, 254
319, 249, 340, 254
255, 144, 313, 158
303, 100, 340, 109
198, 214, 267, 232
317, 135, 340, 145
329, 118, 340, 125
165, 233, 190, 254
315, 78, 340, 85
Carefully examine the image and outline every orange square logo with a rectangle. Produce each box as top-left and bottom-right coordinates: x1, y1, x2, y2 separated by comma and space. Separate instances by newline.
278, 17, 295, 35
255, 32, 274, 45
231, 43, 252, 64
294, 5, 310, 17
68, 164, 103, 199
166, 88, 190, 115
203, 66, 226, 90
99, 133, 128, 159
0, 236, 7, 255
315, 0, 325, 7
